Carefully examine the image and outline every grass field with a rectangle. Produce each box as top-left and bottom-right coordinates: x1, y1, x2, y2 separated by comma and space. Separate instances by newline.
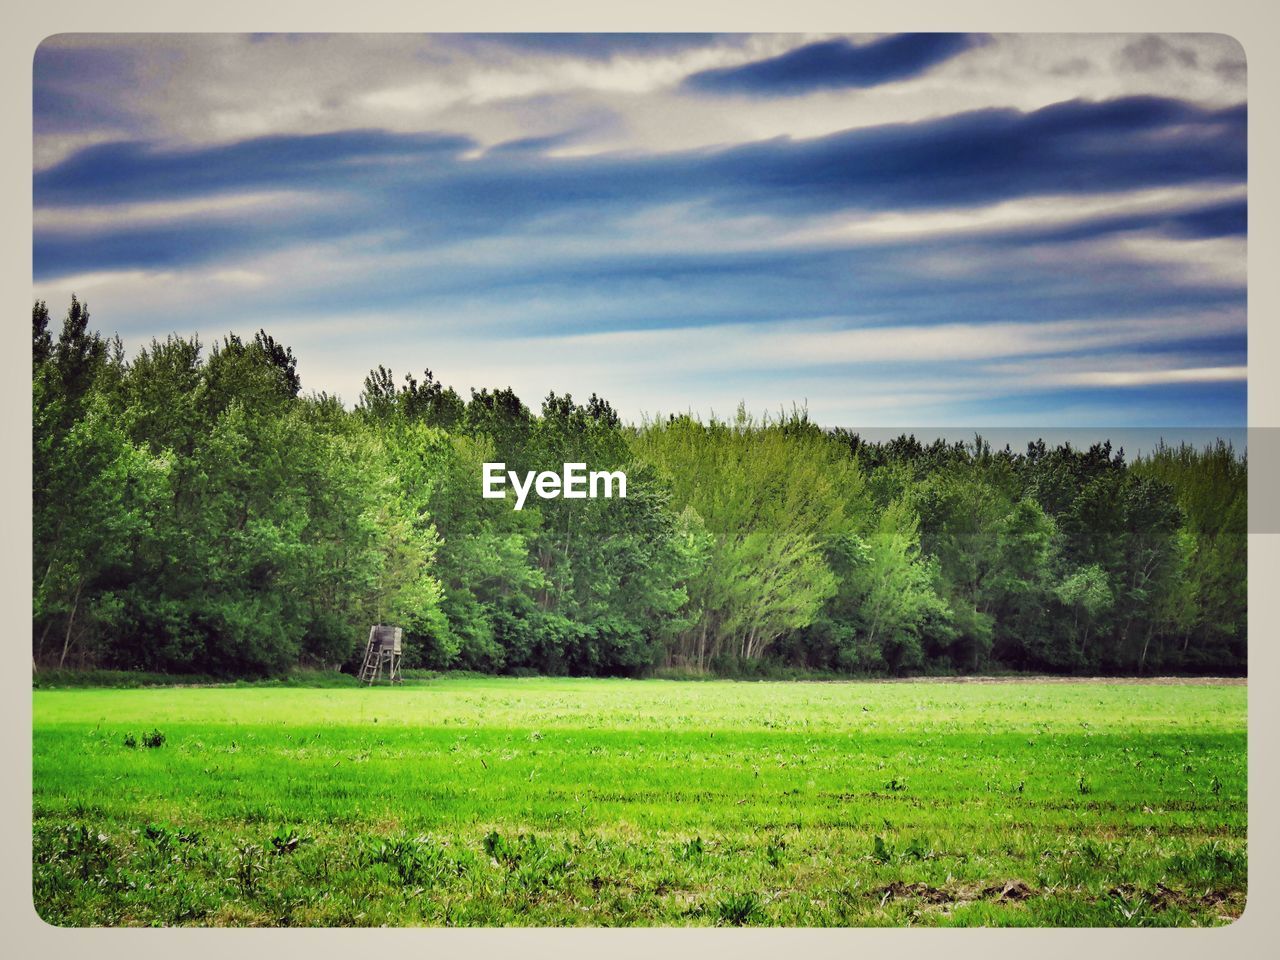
32, 677, 1247, 927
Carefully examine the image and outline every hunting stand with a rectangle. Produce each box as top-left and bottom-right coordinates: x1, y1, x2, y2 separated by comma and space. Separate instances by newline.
358, 624, 403, 685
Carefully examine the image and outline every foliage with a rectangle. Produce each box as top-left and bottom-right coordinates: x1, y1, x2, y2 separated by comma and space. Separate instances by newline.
32, 298, 1246, 677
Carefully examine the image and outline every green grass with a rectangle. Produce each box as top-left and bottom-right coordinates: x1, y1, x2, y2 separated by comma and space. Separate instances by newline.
32, 677, 1246, 927
32, 667, 392, 689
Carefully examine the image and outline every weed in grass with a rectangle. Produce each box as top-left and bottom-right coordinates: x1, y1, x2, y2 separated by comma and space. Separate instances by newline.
142, 823, 174, 860
269, 826, 310, 856
675, 836, 705, 861
1075, 838, 1107, 867
716, 891, 764, 925
765, 836, 786, 868
1108, 888, 1154, 926
483, 830, 517, 867
142, 729, 166, 749
364, 834, 445, 886
511, 839, 573, 892
1166, 840, 1246, 889
902, 835, 933, 862
872, 835, 895, 863
229, 843, 267, 895
57, 823, 114, 880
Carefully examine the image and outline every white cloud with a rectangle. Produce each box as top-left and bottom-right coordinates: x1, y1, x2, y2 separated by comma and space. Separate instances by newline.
271, 310, 1244, 414
1106, 234, 1247, 288
789, 185, 1246, 247
34, 190, 330, 232
1048, 366, 1246, 387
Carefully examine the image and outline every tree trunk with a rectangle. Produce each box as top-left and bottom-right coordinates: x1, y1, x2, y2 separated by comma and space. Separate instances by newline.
58, 581, 83, 670
1138, 623, 1154, 675
34, 617, 54, 668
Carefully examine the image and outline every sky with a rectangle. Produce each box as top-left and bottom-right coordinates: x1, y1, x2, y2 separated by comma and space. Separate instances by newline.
32, 33, 1247, 430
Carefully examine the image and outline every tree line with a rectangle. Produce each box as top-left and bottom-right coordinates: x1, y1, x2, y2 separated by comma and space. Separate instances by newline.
33, 298, 1247, 678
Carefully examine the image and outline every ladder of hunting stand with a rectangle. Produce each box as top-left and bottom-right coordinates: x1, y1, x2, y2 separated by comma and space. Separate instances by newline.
358, 625, 403, 685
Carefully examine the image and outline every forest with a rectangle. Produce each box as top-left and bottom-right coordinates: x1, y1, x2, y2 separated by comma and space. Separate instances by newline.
32, 297, 1247, 679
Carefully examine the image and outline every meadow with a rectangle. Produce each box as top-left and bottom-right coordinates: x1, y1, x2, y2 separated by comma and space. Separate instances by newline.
32, 677, 1247, 927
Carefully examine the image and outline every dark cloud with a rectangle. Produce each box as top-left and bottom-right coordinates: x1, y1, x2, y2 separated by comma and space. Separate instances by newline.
683, 34, 986, 96
690, 96, 1244, 214
35, 221, 273, 275
1118, 35, 1199, 73
33, 85, 85, 133
33, 93, 1246, 362
485, 132, 577, 155
1161, 198, 1247, 239
437, 95, 1243, 231
33, 41, 140, 133
35, 129, 475, 205
33, 197, 378, 278
457, 33, 725, 60
1048, 57, 1094, 78
39, 94, 1242, 223
1215, 56, 1247, 83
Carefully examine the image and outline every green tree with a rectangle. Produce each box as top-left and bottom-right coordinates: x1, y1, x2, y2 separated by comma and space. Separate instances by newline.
1054, 564, 1113, 665
840, 500, 952, 674
634, 407, 863, 670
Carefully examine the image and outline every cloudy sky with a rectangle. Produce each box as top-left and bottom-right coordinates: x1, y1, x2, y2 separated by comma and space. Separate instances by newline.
33, 33, 1247, 427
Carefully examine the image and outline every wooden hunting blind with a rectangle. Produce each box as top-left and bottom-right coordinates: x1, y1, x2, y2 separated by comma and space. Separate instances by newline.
358, 624, 403, 685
